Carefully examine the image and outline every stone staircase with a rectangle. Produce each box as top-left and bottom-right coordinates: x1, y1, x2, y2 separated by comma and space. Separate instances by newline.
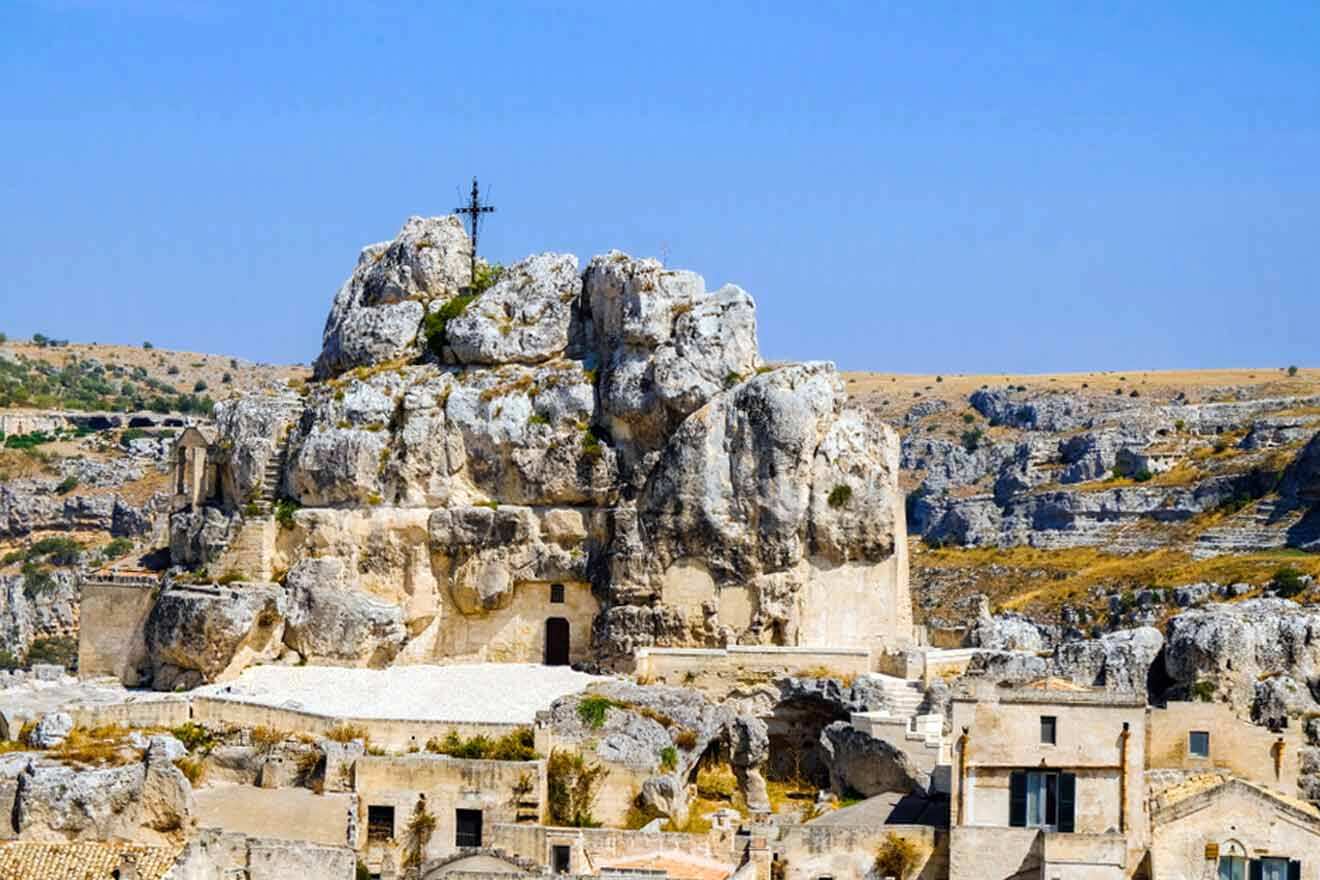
244, 439, 290, 519
868, 673, 926, 719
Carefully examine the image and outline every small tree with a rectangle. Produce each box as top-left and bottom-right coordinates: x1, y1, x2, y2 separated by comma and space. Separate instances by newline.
402, 794, 436, 873
1288, 365, 1299, 377
547, 749, 607, 827
874, 833, 923, 880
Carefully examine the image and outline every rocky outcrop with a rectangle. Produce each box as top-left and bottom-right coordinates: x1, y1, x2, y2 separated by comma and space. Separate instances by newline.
314, 216, 470, 379
282, 558, 406, 666
0, 479, 160, 540
1163, 600, 1320, 718
0, 571, 78, 663
144, 585, 286, 689
11, 752, 193, 841
965, 627, 1162, 694
819, 721, 928, 796
168, 217, 908, 674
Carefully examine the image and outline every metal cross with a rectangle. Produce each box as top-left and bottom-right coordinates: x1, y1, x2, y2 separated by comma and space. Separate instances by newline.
454, 177, 496, 286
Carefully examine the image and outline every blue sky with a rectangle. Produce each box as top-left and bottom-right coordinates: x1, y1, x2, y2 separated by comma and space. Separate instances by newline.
2, 1, 1317, 372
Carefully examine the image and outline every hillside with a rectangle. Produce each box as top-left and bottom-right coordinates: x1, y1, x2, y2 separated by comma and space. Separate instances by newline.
843, 366, 1320, 632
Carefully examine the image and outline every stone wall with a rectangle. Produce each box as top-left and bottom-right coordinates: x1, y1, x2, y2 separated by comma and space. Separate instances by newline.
1150, 780, 1320, 880
168, 827, 357, 880
191, 696, 521, 751
354, 754, 545, 868
489, 821, 734, 871
76, 579, 159, 684
773, 824, 944, 880
633, 646, 874, 691
1147, 701, 1302, 797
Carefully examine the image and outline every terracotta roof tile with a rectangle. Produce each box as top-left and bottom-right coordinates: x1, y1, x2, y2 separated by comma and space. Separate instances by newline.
0, 841, 178, 880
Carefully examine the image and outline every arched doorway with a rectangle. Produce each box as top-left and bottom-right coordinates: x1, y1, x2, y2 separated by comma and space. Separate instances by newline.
544, 618, 570, 666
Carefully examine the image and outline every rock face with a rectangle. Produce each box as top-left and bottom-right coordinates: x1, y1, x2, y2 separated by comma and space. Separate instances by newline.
0, 571, 78, 664
144, 585, 286, 689
903, 383, 1320, 552
819, 720, 928, 796
1163, 600, 1320, 718
11, 753, 193, 841
314, 216, 471, 379
965, 627, 1162, 694
166, 217, 910, 677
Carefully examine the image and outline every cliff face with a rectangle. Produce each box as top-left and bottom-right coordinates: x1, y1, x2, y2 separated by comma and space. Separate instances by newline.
162, 217, 908, 678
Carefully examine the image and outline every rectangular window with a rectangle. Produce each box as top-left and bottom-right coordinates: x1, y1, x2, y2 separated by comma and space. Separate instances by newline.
1189, 731, 1211, 758
1219, 857, 1246, 880
456, 808, 483, 848
1040, 715, 1057, 745
1260, 859, 1290, 880
366, 805, 395, 842
550, 583, 565, 604
552, 845, 572, 874
1010, 770, 1076, 832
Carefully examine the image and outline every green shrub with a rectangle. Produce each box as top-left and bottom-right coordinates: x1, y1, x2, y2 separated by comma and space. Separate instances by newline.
55, 475, 78, 495
659, 746, 678, 772
142, 341, 153, 350
1133, 468, 1153, 483
193, 380, 208, 393
21, 562, 56, 599
423, 293, 477, 355
0, 651, 20, 671
960, 428, 983, 452
26, 636, 76, 669
1272, 566, 1307, 599
274, 498, 300, 529
827, 485, 852, 509
425, 727, 537, 761
102, 537, 133, 559
1288, 365, 1299, 377
170, 721, 217, 752
221, 372, 233, 384
962, 413, 975, 424
471, 262, 505, 294
577, 695, 618, 729
119, 428, 148, 446
167, 365, 180, 375
30, 536, 82, 565
1191, 679, 1216, 703
874, 833, 924, 880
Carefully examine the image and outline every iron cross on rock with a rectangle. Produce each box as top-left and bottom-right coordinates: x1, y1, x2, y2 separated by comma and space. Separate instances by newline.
455, 177, 496, 287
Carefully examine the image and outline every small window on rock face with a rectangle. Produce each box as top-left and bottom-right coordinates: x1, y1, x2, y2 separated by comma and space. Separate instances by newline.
1040, 715, 1057, 745
550, 583, 565, 603
1189, 730, 1210, 757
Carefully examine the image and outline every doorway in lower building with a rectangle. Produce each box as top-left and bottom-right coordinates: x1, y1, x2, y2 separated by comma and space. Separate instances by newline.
455, 808, 483, 848
544, 617, 570, 666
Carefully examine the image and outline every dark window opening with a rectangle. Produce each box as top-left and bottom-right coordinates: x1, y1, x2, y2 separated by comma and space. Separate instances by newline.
367, 804, 395, 842
456, 808, 483, 848
1189, 730, 1210, 758
553, 845, 572, 874
1040, 715, 1057, 745
550, 583, 565, 604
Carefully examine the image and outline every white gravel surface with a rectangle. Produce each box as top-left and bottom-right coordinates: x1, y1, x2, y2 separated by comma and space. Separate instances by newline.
193, 663, 608, 724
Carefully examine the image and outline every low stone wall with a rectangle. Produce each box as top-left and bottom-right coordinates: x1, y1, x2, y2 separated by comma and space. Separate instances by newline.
634, 646, 874, 685
774, 824, 945, 880
67, 696, 191, 731
490, 822, 734, 872
191, 696, 521, 750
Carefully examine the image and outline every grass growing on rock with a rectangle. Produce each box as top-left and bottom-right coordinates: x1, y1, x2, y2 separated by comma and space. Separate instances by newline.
576, 695, 620, 730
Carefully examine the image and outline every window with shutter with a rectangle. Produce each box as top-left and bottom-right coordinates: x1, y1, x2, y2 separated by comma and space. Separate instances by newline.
1250, 859, 1264, 880
1057, 772, 1076, 833
1288, 861, 1301, 880
1009, 771, 1027, 827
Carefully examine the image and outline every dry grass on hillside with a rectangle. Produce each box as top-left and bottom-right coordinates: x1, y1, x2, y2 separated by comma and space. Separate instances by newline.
844, 367, 1320, 418
913, 543, 1320, 620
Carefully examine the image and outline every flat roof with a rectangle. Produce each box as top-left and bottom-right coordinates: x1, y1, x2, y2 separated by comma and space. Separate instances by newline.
192, 663, 609, 725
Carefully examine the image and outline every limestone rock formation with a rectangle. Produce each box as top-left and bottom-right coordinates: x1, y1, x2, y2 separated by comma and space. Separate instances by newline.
164, 216, 910, 677
12, 754, 193, 841
965, 626, 1162, 694
314, 216, 471, 379
1163, 599, 1320, 717
819, 720, 929, 796
144, 585, 286, 689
